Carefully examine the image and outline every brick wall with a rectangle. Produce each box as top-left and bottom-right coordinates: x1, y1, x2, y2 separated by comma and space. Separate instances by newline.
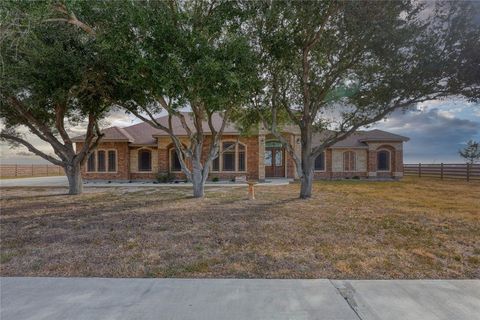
76, 141, 130, 180
76, 137, 406, 181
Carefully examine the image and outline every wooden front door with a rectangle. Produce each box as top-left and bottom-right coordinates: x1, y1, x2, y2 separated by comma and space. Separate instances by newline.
265, 144, 285, 178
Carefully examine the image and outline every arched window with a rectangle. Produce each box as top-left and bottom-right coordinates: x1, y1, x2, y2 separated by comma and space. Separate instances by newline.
170, 148, 182, 172
87, 152, 96, 172
138, 149, 152, 172
377, 150, 391, 171
97, 150, 106, 172
217, 141, 247, 172
238, 143, 246, 171
222, 142, 236, 171
314, 152, 325, 171
343, 151, 356, 172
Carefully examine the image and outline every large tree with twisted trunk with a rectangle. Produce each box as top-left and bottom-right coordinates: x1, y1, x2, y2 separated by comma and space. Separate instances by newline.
0, 1, 112, 194
247, 0, 480, 198
109, 0, 259, 198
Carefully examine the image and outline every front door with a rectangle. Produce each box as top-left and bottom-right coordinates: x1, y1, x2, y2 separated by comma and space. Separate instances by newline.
265, 142, 285, 178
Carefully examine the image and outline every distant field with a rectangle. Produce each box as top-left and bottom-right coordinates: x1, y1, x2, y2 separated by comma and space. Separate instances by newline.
1, 177, 479, 279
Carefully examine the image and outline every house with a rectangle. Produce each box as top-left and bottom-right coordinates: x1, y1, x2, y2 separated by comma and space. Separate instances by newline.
72, 113, 409, 181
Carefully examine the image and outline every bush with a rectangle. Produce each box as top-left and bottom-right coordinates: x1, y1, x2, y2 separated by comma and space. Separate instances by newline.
156, 172, 174, 183
212, 177, 219, 182
352, 176, 360, 180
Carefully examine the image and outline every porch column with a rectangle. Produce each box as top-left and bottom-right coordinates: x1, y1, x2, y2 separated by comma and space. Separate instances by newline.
394, 143, 404, 177
258, 135, 265, 182
157, 137, 170, 174
367, 144, 377, 177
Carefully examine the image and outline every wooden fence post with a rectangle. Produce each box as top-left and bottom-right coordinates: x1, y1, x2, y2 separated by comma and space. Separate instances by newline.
32, 164, 34, 176
15, 164, 18, 177
419, 163, 422, 178
467, 163, 470, 182
440, 163, 443, 180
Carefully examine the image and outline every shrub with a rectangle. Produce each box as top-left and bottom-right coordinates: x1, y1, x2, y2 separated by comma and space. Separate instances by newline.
156, 172, 174, 183
212, 177, 219, 182
352, 176, 360, 180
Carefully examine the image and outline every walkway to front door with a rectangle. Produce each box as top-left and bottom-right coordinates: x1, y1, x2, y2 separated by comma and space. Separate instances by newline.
265, 141, 285, 178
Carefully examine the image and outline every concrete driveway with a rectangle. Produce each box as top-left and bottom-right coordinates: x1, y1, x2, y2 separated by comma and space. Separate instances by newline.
1, 278, 479, 320
0, 176, 290, 188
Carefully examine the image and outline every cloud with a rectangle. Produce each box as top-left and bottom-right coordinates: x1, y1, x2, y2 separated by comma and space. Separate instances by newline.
372, 106, 480, 163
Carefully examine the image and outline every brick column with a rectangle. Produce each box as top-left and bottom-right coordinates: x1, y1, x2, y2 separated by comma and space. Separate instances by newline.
394, 144, 403, 177
367, 145, 377, 177
157, 137, 170, 174
258, 135, 265, 181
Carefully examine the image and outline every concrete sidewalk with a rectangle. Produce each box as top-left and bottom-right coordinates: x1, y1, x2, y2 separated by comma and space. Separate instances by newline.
1, 278, 479, 320
0, 176, 290, 188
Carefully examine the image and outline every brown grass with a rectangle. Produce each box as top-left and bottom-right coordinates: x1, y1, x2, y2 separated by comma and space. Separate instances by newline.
1, 177, 479, 279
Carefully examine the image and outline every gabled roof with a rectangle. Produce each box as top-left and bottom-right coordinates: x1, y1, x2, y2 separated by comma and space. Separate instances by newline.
72, 126, 134, 142
72, 113, 409, 147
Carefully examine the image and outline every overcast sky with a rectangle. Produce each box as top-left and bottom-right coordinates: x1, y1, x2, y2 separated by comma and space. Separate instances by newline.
1, 98, 479, 165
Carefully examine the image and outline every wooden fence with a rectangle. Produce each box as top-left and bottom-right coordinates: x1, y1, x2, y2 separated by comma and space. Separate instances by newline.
404, 163, 480, 181
0, 164, 64, 178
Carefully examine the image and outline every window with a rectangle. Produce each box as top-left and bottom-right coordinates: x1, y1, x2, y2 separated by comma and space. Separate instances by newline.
377, 150, 390, 171
87, 152, 96, 172
170, 148, 182, 172
212, 156, 219, 171
343, 151, 356, 172
97, 150, 106, 172
138, 149, 152, 172
86, 149, 116, 173
314, 152, 325, 171
238, 144, 246, 171
108, 150, 116, 172
222, 142, 236, 171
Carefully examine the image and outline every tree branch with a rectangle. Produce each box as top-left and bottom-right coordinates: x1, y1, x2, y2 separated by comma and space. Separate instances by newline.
0, 133, 65, 166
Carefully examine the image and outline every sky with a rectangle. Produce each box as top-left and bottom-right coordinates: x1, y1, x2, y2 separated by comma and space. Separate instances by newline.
1, 98, 479, 165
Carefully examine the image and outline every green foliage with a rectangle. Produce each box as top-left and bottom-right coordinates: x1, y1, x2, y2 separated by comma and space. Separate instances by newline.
459, 140, 480, 164
156, 172, 175, 183
0, 1, 114, 130
211, 176, 219, 182
100, 1, 260, 117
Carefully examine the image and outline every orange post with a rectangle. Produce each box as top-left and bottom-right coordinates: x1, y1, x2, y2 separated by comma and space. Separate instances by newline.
247, 181, 257, 200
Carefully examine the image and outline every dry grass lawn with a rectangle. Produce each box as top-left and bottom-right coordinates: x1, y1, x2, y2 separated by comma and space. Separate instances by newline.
1, 177, 479, 279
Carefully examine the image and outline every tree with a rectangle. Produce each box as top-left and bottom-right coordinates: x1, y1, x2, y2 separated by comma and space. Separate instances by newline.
109, 1, 259, 198
247, 0, 480, 198
0, 1, 112, 194
459, 140, 480, 164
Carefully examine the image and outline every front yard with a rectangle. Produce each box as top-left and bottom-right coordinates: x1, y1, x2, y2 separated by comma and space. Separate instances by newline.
0, 177, 479, 279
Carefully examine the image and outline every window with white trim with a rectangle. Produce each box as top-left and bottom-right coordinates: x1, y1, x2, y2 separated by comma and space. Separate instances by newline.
86, 149, 117, 173
97, 150, 106, 172
87, 152, 96, 172
377, 150, 390, 171
314, 152, 325, 171
138, 149, 152, 172
108, 150, 117, 172
170, 148, 182, 172
343, 151, 356, 172
222, 142, 236, 171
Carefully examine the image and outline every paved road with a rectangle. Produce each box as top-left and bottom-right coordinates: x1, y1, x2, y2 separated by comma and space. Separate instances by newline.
1, 278, 479, 320
0, 176, 289, 188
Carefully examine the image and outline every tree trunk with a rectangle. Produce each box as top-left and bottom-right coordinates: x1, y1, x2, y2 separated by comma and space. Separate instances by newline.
299, 168, 314, 199
65, 163, 83, 195
299, 125, 314, 199
191, 158, 206, 198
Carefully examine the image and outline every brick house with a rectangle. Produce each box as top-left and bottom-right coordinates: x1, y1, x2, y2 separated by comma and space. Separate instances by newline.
73, 113, 409, 181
